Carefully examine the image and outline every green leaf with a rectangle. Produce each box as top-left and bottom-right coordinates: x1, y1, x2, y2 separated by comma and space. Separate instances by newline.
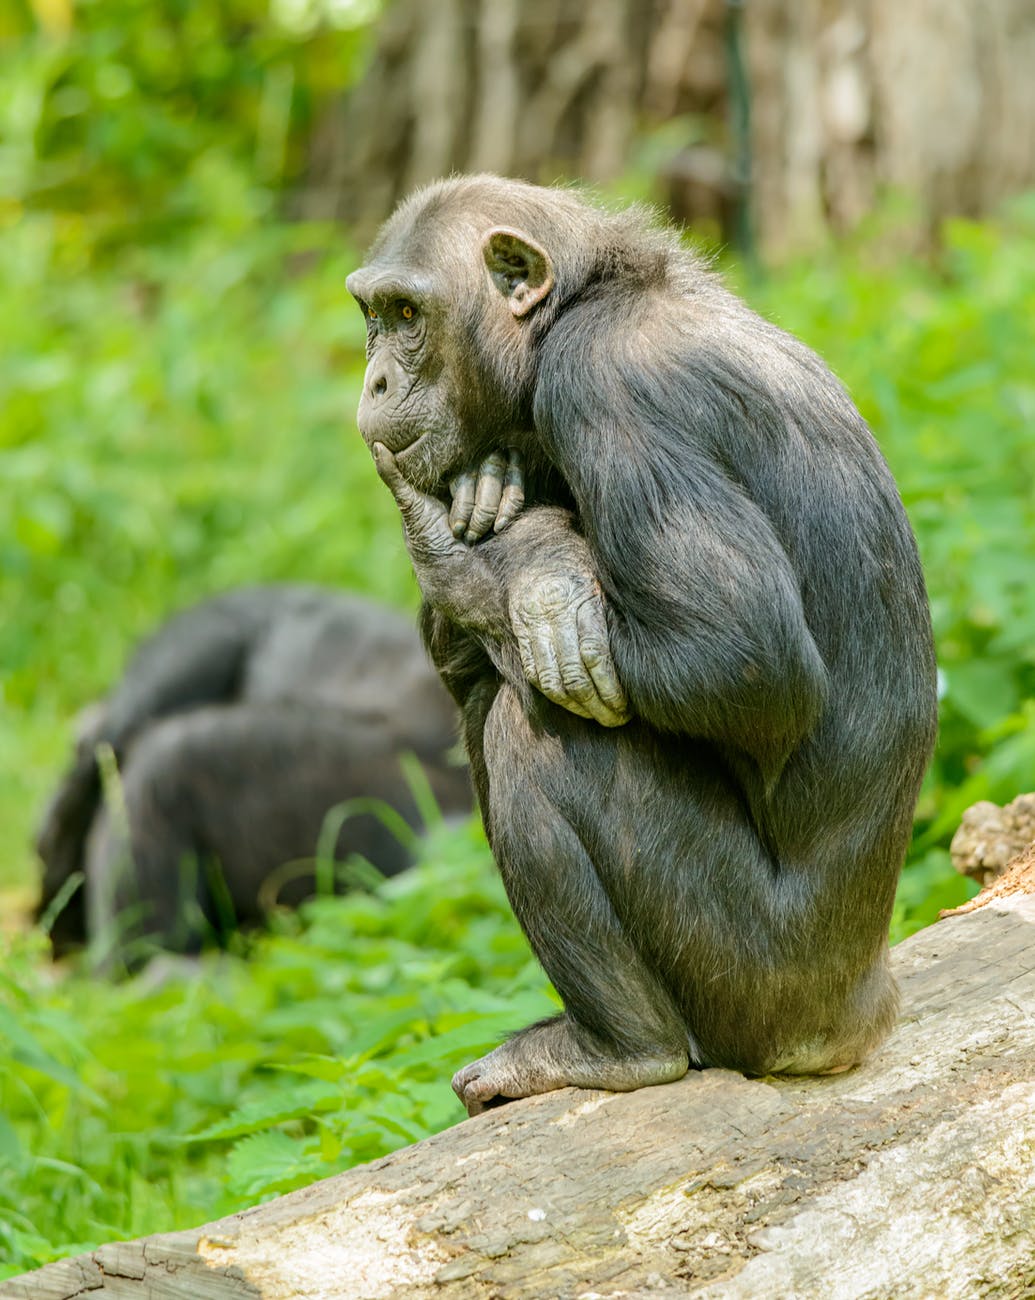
183, 1081, 343, 1143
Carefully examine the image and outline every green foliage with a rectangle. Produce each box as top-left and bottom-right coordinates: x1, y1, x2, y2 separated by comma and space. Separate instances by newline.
0, 821, 555, 1277
0, 0, 378, 241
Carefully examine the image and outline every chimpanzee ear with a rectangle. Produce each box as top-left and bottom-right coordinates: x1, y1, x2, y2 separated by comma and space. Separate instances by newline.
482, 227, 555, 318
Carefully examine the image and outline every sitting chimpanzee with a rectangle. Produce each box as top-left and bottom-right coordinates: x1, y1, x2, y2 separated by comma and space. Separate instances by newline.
346, 175, 938, 1113
35, 585, 471, 960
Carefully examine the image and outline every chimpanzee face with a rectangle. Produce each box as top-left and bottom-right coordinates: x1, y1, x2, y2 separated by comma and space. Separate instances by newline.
345, 259, 461, 491
346, 217, 555, 494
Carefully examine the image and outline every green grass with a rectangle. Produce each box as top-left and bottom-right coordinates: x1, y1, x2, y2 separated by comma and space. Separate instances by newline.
0, 821, 555, 1276
3, 196, 1035, 1273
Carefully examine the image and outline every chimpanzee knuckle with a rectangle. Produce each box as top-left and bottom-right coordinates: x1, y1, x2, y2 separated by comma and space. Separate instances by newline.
578, 637, 607, 669
539, 679, 594, 719
544, 685, 593, 719
449, 473, 477, 531
466, 504, 498, 541
537, 663, 564, 696
574, 598, 610, 655
479, 450, 508, 480
476, 474, 503, 505
525, 574, 578, 620
494, 484, 525, 533
560, 672, 596, 706
517, 638, 539, 687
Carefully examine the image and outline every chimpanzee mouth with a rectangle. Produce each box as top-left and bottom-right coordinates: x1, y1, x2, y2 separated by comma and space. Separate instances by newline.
362, 425, 424, 456
394, 430, 427, 458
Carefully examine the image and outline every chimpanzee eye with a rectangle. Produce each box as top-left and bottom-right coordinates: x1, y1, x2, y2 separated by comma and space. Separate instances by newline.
401, 303, 415, 320
368, 306, 378, 320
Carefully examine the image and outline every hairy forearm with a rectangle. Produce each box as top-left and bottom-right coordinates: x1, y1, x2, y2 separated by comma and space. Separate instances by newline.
413, 505, 628, 726
411, 506, 582, 645
374, 443, 627, 725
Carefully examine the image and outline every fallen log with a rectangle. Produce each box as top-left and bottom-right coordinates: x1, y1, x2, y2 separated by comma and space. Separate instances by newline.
5, 874, 1034, 1300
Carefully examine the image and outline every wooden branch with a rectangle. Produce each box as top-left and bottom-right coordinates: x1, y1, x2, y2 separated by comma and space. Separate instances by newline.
5, 880, 1034, 1300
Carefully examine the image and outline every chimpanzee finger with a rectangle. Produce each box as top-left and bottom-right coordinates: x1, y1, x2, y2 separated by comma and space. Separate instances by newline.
531, 623, 594, 719
516, 627, 539, 691
465, 451, 508, 541
576, 600, 630, 725
493, 448, 525, 534
372, 443, 454, 555
372, 442, 416, 505
448, 470, 478, 538
553, 605, 625, 726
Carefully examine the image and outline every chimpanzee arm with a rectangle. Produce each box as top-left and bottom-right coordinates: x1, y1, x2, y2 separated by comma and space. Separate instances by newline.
375, 420, 823, 776
532, 305, 830, 772
372, 446, 627, 727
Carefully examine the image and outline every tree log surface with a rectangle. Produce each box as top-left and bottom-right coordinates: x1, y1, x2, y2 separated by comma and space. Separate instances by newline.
5, 889, 1034, 1300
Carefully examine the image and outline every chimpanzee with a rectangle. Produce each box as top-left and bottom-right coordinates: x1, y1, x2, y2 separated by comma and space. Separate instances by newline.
35, 585, 471, 960
346, 175, 938, 1114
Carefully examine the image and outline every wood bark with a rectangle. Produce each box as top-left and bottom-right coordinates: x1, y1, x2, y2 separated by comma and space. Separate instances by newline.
4, 877, 1034, 1300
303, 0, 1035, 254
744, 0, 1035, 254
299, 0, 728, 239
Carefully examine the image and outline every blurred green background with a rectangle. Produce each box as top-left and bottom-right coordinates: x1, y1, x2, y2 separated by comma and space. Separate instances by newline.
2, 0, 1034, 1276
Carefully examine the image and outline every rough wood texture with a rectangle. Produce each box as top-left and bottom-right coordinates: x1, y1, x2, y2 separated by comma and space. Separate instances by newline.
5, 886, 1034, 1300
304, 0, 1035, 252
745, 0, 1035, 253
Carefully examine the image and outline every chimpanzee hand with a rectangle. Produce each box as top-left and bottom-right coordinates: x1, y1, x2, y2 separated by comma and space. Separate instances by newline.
448, 449, 524, 542
510, 568, 629, 727
373, 442, 462, 565
375, 443, 628, 727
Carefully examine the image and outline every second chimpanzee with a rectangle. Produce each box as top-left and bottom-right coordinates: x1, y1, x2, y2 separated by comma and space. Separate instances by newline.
36, 585, 471, 960
346, 176, 938, 1114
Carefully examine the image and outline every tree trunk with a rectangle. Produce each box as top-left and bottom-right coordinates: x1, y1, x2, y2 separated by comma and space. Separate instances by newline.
300, 0, 728, 240
305, 0, 1035, 255
744, 0, 1035, 254
5, 871, 1034, 1300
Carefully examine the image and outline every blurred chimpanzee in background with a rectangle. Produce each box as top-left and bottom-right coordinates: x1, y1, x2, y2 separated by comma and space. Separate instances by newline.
35, 585, 471, 961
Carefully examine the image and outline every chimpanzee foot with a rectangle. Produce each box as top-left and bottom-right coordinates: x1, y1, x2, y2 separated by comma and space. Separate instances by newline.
451, 1018, 689, 1116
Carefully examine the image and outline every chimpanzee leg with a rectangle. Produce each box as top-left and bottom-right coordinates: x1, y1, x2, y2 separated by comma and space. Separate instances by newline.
452, 686, 689, 1114
505, 697, 899, 1082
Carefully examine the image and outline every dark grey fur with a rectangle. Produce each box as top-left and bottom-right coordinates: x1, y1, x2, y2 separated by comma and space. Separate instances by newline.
347, 175, 937, 1110
35, 585, 471, 959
